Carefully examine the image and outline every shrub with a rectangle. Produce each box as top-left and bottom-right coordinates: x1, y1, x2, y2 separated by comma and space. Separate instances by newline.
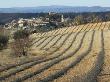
0, 34, 9, 49
12, 30, 30, 57
13, 30, 29, 40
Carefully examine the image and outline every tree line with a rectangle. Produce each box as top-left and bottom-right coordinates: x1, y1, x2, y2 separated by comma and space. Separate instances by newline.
0, 12, 110, 25
62, 12, 110, 25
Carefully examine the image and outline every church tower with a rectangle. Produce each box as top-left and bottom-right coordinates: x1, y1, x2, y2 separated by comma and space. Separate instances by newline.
61, 15, 64, 22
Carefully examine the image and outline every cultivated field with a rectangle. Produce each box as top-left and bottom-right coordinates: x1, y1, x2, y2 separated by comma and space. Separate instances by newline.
0, 21, 110, 82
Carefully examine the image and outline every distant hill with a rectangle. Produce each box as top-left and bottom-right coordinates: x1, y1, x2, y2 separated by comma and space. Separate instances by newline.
0, 6, 110, 13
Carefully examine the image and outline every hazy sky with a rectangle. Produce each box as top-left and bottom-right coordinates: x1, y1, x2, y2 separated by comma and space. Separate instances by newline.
0, 0, 110, 8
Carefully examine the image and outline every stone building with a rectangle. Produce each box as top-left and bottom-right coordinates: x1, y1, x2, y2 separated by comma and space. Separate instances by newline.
49, 12, 64, 23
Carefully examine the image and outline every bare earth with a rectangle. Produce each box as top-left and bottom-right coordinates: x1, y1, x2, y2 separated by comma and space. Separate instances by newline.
0, 21, 110, 82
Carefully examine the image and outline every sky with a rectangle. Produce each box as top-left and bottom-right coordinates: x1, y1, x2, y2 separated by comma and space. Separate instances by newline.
0, 0, 110, 8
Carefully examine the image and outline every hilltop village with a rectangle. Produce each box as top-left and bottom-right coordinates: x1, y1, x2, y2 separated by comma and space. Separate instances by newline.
2, 12, 65, 32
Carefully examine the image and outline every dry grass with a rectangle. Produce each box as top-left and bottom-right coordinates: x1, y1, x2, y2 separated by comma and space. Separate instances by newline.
0, 22, 110, 82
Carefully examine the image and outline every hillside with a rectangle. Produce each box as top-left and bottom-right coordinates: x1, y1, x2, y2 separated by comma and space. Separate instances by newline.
0, 21, 110, 82
0, 11, 110, 25
0, 6, 110, 13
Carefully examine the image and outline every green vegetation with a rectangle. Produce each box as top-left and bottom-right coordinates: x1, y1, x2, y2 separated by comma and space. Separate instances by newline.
13, 30, 29, 40
12, 30, 30, 57
0, 34, 9, 50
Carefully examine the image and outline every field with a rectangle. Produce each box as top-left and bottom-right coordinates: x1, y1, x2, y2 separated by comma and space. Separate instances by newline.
0, 21, 110, 82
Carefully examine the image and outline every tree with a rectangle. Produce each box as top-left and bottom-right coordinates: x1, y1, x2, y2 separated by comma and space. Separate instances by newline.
0, 34, 9, 50
0, 28, 9, 50
12, 30, 30, 56
73, 15, 86, 25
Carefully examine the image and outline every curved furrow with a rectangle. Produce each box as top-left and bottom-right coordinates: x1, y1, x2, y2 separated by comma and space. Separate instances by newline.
52, 28, 62, 36
33, 33, 41, 37
82, 23, 90, 32
0, 56, 44, 73
34, 31, 94, 82
37, 36, 55, 49
40, 32, 46, 37
78, 24, 85, 32
42, 33, 70, 50
102, 22, 106, 30
90, 23, 96, 31
31, 34, 50, 47
79, 30, 104, 82
32, 36, 50, 48
44, 32, 73, 55
0, 27, 73, 74
98, 22, 105, 30
3, 31, 83, 82
12, 31, 87, 82
87, 23, 96, 32
42, 25, 80, 51
83, 23, 90, 32
33, 28, 58, 43
31, 33, 60, 47
43, 26, 81, 55
65, 26, 76, 34
76, 24, 85, 32
37, 27, 59, 37
85, 23, 93, 31
71, 24, 86, 33
31, 36, 46, 46
89, 23, 97, 31
39, 27, 70, 49
53, 30, 104, 82
82, 24, 89, 32
78, 24, 90, 33
34, 36, 57, 48
28, 32, 66, 49
59, 27, 69, 35
96, 22, 101, 30
103, 22, 108, 30
104, 21, 110, 30
89, 23, 94, 31
97, 30, 110, 82
0, 32, 69, 75
98, 22, 103, 30
48, 28, 62, 36
37, 32, 46, 37
78, 24, 86, 32
57, 28, 67, 35
0, 23, 91, 75
74, 24, 87, 33
32, 37, 49, 48
84, 23, 91, 31
33, 25, 78, 41
51, 29, 60, 36
93, 22, 98, 30
79, 24, 89, 32
87, 23, 94, 31
0, 24, 92, 75
0, 31, 77, 81
64, 27, 71, 34
31, 37, 42, 46
42, 35, 63, 50
71, 26, 79, 33
40, 31, 51, 37
93, 22, 100, 30
95, 22, 100, 30
39, 35, 58, 50
40, 28, 57, 37
71, 25, 80, 33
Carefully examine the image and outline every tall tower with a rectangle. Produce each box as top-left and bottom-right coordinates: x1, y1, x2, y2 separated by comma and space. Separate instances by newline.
61, 15, 64, 22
